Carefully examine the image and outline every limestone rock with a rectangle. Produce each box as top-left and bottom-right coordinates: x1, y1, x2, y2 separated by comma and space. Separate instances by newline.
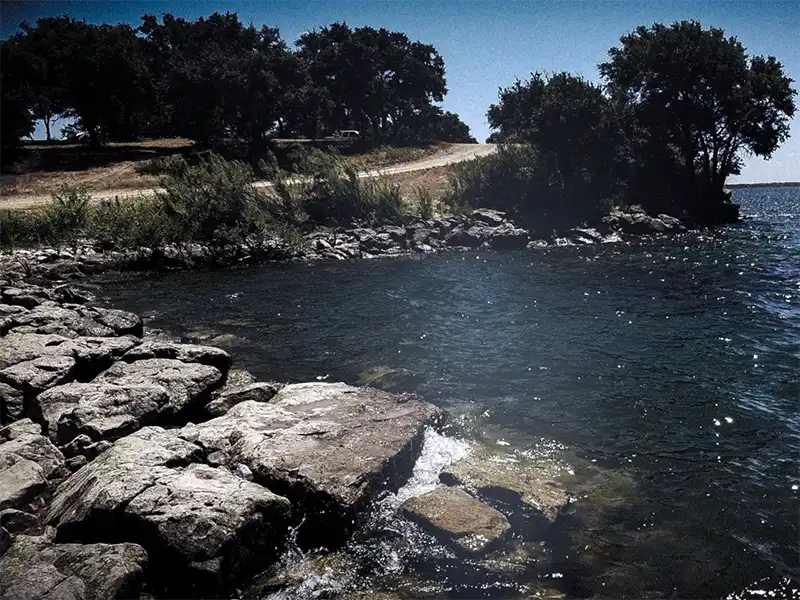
125, 463, 290, 593
0, 508, 37, 533
1, 419, 65, 480
357, 366, 422, 394
0, 532, 148, 600
1, 305, 115, 337
120, 340, 232, 375
95, 358, 223, 418
0, 332, 139, 379
0, 382, 25, 424
45, 427, 204, 539
34, 382, 169, 445
77, 306, 143, 337
46, 428, 288, 594
0, 419, 65, 511
205, 382, 279, 418
485, 222, 529, 250
400, 487, 510, 554
0, 355, 77, 396
180, 382, 439, 546
439, 443, 572, 523
471, 208, 506, 226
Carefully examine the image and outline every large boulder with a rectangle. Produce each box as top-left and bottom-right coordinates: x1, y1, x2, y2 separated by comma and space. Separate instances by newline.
0, 356, 77, 396
120, 340, 231, 375
0, 305, 116, 338
0, 531, 148, 600
180, 382, 440, 546
400, 487, 510, 554
0, 420, 66, 511
439, 443, 572, 523
471, 208, 506, 227
76, 306, 143, 338
485, 223, 529, 250
33, 382, 170, 445
45, 427, 289, 595
95, 358, 223, 419
205, 382, 279, 418
0, 332, 139, 378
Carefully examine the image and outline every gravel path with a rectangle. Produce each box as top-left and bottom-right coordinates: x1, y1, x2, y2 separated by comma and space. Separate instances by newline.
1, 143, 497, 210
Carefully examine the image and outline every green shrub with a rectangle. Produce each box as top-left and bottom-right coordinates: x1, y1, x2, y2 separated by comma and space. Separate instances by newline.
304, 162, 402, 226
443, 143, 612, 230
155, 153, 269, 247
413, 186, 436, 219
44, 185, 91, 246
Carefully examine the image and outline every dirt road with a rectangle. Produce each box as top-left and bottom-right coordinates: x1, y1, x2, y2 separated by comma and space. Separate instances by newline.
1, 143, 497, 210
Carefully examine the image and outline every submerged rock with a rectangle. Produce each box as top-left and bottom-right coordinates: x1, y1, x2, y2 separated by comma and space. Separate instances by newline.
0, 531, 148, 600
357, 366, 422, 394
440, 443, 572, 523
180, 382, 440, 547
400, 487, 510, 554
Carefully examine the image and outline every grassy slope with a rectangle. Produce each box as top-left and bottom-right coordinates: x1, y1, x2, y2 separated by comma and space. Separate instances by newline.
0, 140, 439, 199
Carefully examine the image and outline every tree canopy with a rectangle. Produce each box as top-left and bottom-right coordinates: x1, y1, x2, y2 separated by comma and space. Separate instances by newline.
1, 13, 475, 162
485, 20, 796, 223
600, 20, 796, 212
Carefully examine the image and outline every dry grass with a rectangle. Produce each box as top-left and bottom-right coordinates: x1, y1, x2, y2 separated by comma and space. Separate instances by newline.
392, 165, 452, 216
1, 162, 161, 198
343, 143, 442, 170
1, 139, 444, 200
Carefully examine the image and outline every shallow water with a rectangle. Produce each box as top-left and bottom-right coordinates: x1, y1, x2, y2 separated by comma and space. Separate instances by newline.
97, 187, 800, 598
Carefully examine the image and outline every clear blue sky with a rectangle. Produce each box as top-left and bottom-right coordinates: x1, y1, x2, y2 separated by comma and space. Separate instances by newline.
3, 0, 798, 183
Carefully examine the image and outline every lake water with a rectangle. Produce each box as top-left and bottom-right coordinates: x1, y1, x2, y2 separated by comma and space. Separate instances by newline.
97, 187, 800, 598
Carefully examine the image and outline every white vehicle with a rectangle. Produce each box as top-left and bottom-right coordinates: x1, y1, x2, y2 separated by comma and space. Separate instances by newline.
324, 129, 361, 141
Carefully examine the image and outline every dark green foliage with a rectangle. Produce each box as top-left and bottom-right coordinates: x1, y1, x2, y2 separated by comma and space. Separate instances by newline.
0, 153, 404, 250
478, 20, 795, 225
600, 20, 796, 217
2, 13, 474, 164
302, 156, 403, 226
292, 23, 448, 142
483, 74, 620, 226
0, 40, 37, 162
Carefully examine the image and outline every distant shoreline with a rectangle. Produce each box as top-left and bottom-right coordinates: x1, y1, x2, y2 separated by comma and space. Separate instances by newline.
727, 181, 800, 189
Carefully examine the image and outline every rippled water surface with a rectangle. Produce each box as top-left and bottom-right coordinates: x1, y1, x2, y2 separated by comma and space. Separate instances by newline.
98, 188, 800, 598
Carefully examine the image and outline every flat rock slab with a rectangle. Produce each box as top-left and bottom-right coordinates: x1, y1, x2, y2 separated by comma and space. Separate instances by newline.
205, 382, 279, 418
0, 532, 147, 600
180, 382, 439, 545
0, 332, 139, 377
45, 427, 288, 594
0, 355, 77, 396
400, 487, 510, 554
121, 340, 232, 375
0, 304, 116, 338
33, 382, 170, 445
75, 306, 143, 337
126, 463, 290, 592
439, 443, 573, 523
0, 419, 66, 511
95, 358, 223, 418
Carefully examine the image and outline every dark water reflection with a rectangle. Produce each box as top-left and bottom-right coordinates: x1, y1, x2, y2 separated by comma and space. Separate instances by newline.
96, 188, 800, 598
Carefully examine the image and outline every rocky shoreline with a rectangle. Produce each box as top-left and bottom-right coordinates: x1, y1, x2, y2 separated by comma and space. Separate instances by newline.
0, 206, 689, 283
0, 206, 691, 598
0, 275, 598, 599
